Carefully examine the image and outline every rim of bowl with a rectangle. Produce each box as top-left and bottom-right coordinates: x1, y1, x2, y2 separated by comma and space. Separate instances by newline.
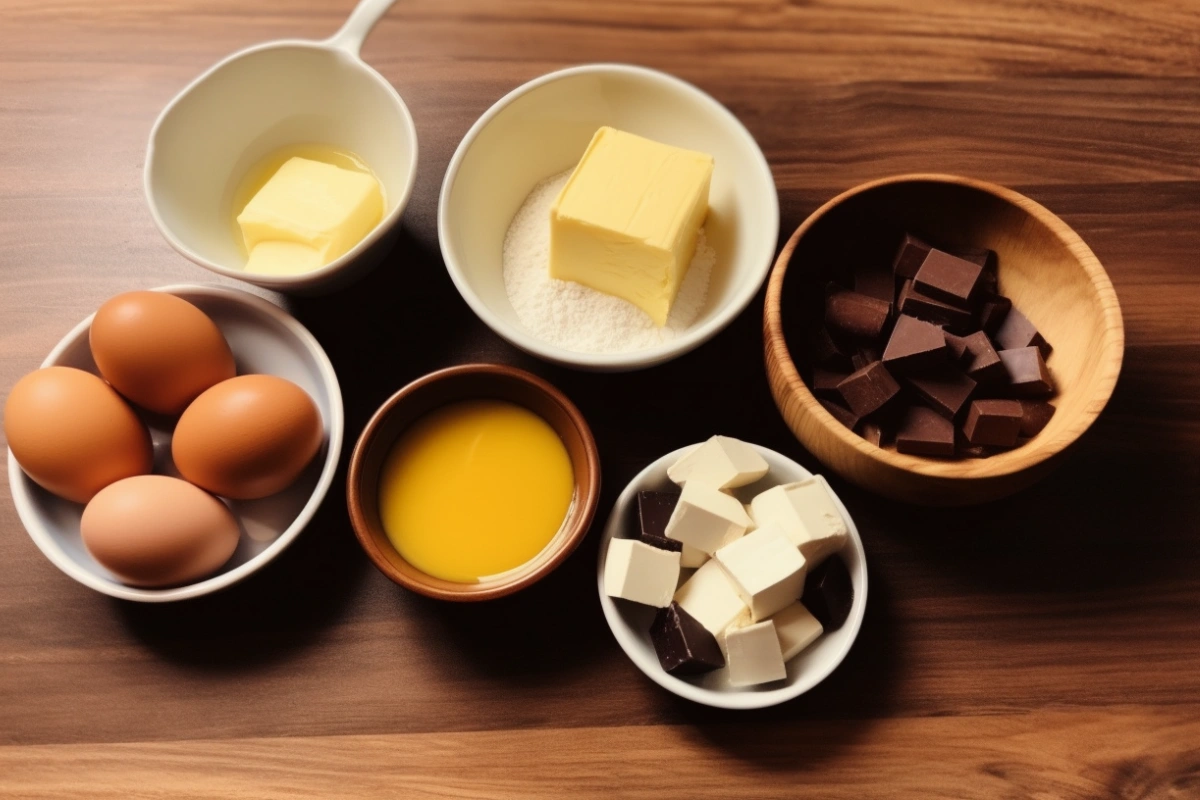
143, 39, 419, 290
764, 172, 1126, 480
346, 363, 602, 601
596, 444, 868, 709
437, 62, 780, 371
6, 282, 345, 602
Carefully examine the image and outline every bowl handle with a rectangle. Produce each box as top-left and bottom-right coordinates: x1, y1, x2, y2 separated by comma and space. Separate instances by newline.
325, 0, 398, 56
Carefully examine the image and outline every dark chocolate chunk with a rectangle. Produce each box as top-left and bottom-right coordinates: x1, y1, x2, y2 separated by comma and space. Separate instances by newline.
819, 399, 860, 431
1018, 400, 1057, 437
837, 361, 901, 417
861, 420, 884, 447
638, 491, 679, 540
854, 265, 895, 305
977, 295, 1012, 334
801, 554, 854, 632
960, 331, 1006, 385
962, 399, 1023, 447
825, 291, 890, 341
641, 532, 683, 553
999, 347, 1055, 397
898, 280, 974, 331
914, 249, 985, 306
851, 346, 880, 372
882, 315, 948, 374
994, 307, 1052, 357
812, 368, 850, 399
808, 326, 852, 372
895, 405, 956, 457
954, 245, 996, 271
650, 602, 725, 675
906, 368, 977, 419
892, 233, 931, 279
943, 331, 973, 366
959, 443, 994, 458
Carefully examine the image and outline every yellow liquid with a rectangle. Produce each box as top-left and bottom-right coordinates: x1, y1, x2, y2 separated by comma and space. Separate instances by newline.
229, 143, 384, 259
378, 400, 575, 583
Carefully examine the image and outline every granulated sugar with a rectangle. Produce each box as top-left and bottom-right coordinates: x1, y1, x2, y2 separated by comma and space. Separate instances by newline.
502, 171, 714, 354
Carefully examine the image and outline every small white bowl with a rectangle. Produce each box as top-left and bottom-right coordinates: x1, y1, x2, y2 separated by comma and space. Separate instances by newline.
6, 284, 345, 602
438, 63, 780, 371
596, 443, 868, 709
144, 0, 418, 293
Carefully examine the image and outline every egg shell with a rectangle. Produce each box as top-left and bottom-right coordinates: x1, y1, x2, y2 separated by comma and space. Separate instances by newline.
4, 366, 153, 503
89, 291, 236, 415
81, 475, 241, 587
172, 374, 323, 500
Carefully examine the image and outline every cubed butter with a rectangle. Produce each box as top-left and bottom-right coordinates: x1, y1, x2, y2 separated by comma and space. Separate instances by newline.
773, 602, 824, 661
666, 435, 769, 491
714, 523, 808, 621
725, 620, 787, 687
749, 476, 849, 566
673, 559, 747, 635
549, 127, 713, 326
604, 538, 681, 608
664, 480, 752, 555
237, 157, 383, 275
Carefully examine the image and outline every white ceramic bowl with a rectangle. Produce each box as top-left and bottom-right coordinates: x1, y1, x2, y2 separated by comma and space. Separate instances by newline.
596, 443, 867, 709
144, 0, 417, 293
438, 64, 780, 371
6, 284, 344, 602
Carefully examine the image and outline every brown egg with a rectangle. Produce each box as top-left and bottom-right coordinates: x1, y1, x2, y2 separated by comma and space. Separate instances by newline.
4, 366, 153, 503
89, 291, 235, 415
172, 374, 323, 500
81, 475, 240, 587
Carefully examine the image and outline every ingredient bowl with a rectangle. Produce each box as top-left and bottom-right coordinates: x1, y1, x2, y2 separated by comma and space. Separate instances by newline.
764, 174, 1124, 506
597, 443, 868, 709
7, 284, 344, 601
438, 63, 779, 371
347, 364, 601, 601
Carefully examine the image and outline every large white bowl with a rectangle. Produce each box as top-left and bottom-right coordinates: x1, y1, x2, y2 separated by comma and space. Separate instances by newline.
438, 64, 780, 371
597, 443, 868, 709
6, 284, 344, 602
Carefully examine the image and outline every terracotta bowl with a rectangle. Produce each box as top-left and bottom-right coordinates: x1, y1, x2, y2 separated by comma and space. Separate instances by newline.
347, 364, 600, 600
764, 174, 1124, 506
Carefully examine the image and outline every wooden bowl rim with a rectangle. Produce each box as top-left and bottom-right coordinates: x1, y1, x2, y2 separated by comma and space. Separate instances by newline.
346, 363, 601, 601
764, 172, 1125, 480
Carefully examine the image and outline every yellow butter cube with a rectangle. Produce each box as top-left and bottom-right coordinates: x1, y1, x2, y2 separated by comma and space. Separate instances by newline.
549, 127, 713, 327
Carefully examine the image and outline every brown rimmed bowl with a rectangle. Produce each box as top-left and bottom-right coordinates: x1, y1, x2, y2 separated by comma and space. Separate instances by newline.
764, 174, 1124, 506
347, 363, 600, 600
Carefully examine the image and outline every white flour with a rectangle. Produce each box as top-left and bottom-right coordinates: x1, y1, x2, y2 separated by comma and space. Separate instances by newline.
502, 171, 714, 354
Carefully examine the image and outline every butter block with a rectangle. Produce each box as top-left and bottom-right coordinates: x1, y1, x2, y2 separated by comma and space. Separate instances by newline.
714, 523, 808, 621
749, 476, 849, 566
773, 602, 824, 661
237, 157, 383, 274
549, 127, 713, 326
673, 559, 747, 635
664, 481, 752, 555
604, 538, 681, 608
725, 620, 787, 687
666, 436, 769, 490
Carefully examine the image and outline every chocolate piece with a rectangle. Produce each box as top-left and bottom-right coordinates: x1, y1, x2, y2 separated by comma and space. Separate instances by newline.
809, 326, 852, 371
825, 291, 890, 341
801, 554, 854, 632
962, 399, 1023, 447
906, 368, 977, 419
649, 602, 725, 675
959, 443, 994, 458
895, 405, 956, 457
943, 331, 973, 366
837, 361, 900, 417
898, 280, 974, 331
882, 315, 948, 374
861, 421, 884, 447
977, 295, 1011, 334
994, 307, 1052, 357
819, 399, 860, 431
638, 491, 679, 539
914, 249, 985, 306
812, 368, 850, 399
851, 346, 880, 372
854, 265, 895, 305
1018, 400, 1056, 437
999, 347, 1055, 397
892, 233, 931, 279
960, 331, 1006, 385
641, 532, 683, 553
954, 245, 996, 271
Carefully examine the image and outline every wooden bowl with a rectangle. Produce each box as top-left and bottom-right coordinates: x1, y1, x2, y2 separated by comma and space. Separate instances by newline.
346, 364, 601, 600
764, 174, 1124, 506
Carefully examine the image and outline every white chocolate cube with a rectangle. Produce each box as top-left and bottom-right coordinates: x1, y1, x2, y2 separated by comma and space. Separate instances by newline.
714, 523, 808, 621
773, 602, 824, 661
664, 481, 752, 555
673, 559, 747, 635
725, 620, 787, 687
716, 606, 752, 661
749, 476, 848, 566
667, 436, 769, 490
603, 538, 680, 608
680, 544, 709, 569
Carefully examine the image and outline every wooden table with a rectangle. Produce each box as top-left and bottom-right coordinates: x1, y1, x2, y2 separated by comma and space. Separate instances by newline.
3, 1, 1199, 797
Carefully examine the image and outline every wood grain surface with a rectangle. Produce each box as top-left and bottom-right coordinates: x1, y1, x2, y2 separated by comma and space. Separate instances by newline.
2, 1, 1199, 797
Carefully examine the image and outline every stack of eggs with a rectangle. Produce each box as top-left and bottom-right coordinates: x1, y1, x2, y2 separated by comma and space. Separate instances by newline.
4, 292, 323, 587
